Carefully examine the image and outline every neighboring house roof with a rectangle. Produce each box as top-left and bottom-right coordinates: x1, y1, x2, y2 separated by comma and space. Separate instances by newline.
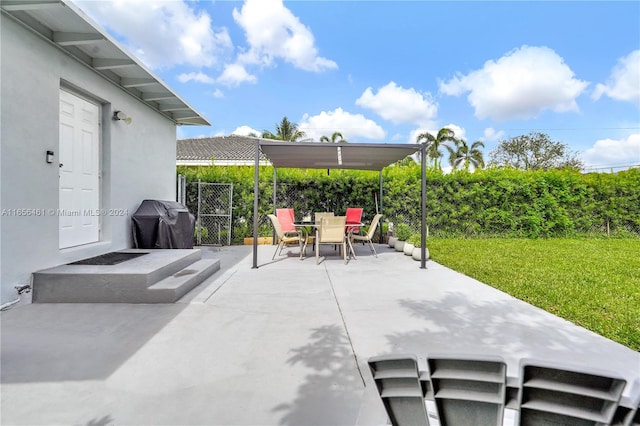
177, 136, 271, 166
1, 0, 209, 126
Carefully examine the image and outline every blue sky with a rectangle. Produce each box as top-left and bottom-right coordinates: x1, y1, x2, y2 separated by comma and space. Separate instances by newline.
72, 0, 639, 171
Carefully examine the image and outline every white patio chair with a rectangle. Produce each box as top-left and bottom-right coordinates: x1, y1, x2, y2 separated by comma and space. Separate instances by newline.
351, 213, 382, 257
316, 216, 347, 264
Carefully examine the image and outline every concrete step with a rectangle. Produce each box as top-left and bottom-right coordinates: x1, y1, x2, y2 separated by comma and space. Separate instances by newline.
32, 249, 217, 303
145, 259, 220, 303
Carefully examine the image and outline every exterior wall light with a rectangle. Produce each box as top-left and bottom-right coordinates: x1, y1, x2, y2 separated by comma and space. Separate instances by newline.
112, 110, 132, 124
46, 150, 54, 164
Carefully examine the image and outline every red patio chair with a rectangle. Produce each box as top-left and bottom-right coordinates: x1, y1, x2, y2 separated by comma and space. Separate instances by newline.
345, 207, 363, 235
276, 208, 296, 233
267, 214, 305, 259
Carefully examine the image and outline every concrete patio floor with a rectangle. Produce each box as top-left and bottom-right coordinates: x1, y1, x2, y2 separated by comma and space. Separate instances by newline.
2, 243, 639, 425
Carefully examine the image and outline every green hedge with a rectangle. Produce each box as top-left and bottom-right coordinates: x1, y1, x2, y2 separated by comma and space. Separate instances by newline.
178, 165, 640, 241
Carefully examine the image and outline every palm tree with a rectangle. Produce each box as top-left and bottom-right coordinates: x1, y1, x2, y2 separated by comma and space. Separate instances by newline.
320, 131, 347, 143
415, 127, 457, 171
262, 116, 306, 142
396, 156, 417, 167
447, 139, 485, 171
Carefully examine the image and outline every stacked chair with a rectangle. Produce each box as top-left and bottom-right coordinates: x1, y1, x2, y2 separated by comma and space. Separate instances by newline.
368, 354, 639, 426
368, 355, 429, 426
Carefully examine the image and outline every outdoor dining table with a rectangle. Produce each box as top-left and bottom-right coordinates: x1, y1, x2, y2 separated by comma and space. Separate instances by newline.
293, 222, 362, 260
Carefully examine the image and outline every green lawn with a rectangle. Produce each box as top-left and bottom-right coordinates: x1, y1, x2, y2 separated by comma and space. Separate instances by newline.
428, 238, 640, 351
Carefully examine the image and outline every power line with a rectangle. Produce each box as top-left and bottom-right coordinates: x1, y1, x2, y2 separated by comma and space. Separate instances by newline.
583, 163, 640, 171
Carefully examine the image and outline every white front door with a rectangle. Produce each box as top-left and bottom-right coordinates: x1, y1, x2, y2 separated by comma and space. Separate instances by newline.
59, 89, 100, 249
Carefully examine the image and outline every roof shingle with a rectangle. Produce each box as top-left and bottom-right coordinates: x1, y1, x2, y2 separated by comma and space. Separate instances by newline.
177, 136, 269, 165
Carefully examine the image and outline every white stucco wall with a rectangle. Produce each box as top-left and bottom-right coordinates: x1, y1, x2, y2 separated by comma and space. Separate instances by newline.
0, 15, 178, 304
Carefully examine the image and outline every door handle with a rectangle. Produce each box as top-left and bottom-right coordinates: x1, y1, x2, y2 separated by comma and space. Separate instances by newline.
59, 163, 64, 168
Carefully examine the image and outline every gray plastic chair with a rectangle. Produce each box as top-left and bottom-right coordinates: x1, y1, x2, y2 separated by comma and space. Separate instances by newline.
518, 359, 627, 426
612, 392, 640, 426
368, 355, 429, 426
426, 354, 507, 426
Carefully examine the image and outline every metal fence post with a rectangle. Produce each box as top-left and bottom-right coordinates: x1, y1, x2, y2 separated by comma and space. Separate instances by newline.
196, 180, 202, 246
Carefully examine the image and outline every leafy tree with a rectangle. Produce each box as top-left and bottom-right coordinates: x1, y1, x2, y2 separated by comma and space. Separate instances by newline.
320, 131, 347, 143
415, 127, 457, 171
262, 116, 306, 142
447, 139, 485, 171
489, 132, 583, 170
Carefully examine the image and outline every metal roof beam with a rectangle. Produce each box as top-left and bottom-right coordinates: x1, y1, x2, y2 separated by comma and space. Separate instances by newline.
121, 78, 156, 88
53, 31, 103, 46
171, 111, 200, 119
1, 0, 59, 11
175, 117, 210, 125
92, 58, 136, 70
142, 92, 176, 101
159, 104, 189, 112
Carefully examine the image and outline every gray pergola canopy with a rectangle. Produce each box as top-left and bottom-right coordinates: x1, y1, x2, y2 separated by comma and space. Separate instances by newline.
259, 141, 421, 171
252, 140, 428, 268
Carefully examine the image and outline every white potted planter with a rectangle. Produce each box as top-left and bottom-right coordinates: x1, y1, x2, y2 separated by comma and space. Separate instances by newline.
403, 242, 414, 255
388, 236, 397, 248
394, 224, 411, 252
412, 246, 430, 261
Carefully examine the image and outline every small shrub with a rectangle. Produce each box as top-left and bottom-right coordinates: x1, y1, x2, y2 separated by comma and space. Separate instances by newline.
407, 233, 422, 247
396, 223, 411, 241
194, 224, 209, 239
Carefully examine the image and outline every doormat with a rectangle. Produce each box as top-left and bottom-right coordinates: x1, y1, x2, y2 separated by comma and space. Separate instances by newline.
69, 252, 147, 266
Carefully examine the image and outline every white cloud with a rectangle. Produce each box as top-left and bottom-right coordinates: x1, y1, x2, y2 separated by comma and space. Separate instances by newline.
581, 134, 640, 171
212, 89, 224, 98
298, 108, 386, 141
72, 0, 231, 69
356, 82, 438, 126
178, 72, 216, 84
439, 45, 589, 121
232, 0, 337, 72
217, 63, 257, 87
592, 50, 640, 106
232, 125, 260, 136
482, 127, 505, 142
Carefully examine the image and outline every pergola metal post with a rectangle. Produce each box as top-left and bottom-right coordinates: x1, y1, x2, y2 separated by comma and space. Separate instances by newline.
420, 142, 427, 269
378, 171, 384, 244
272, 168, 277, 245
252, 140, 259, 269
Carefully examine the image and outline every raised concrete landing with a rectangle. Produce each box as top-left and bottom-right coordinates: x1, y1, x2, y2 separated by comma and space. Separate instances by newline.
32, 249, 220, 303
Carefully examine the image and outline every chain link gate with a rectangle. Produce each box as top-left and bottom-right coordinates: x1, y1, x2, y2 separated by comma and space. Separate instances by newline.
194, 182, 233, 246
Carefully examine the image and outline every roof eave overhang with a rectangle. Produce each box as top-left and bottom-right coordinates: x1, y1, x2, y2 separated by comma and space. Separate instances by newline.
1, 0, 210, 127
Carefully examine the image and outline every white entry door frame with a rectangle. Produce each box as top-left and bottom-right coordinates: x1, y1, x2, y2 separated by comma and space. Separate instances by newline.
58, 89, 101, 249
